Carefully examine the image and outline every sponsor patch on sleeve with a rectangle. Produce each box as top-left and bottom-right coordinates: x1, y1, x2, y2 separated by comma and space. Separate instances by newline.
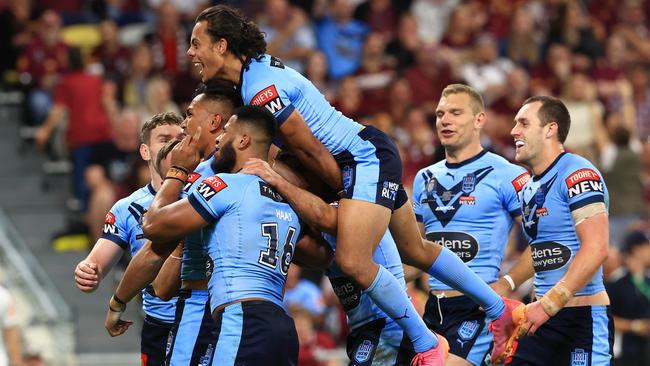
196, 176, 228, 200
183, 172, 201, 192
249, 85, 285, 114
103, 212, 118, 234
511, 172, 531, 192
565, 168, 604, 198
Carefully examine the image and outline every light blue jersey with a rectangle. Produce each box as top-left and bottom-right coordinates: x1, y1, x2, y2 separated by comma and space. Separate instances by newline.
323, 231, 406, 330
188, 173, 302, 312
519, 153, 608, 297
239, 54, 363, 156
102, 184, 177, 323
179, 157, 215, 281
412, 150, 528, 290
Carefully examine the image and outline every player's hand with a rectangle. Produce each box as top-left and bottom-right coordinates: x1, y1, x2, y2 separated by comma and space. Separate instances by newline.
171, 126, 202, 172
34, 126, 51, 150
105, 307, 133, 337
490, 278, 513, 297
242, 158, 282, 186
518, 300, 550, 336
74, 260, 99, 292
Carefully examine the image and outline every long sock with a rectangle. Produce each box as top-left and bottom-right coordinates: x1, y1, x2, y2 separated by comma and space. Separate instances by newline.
365, 265, 438, 352
428, 246, 505, 320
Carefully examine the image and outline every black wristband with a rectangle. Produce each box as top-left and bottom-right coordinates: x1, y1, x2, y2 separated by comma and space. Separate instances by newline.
164, 176, 186, 184
171, 165, 190, 175
112, 293, 126, 305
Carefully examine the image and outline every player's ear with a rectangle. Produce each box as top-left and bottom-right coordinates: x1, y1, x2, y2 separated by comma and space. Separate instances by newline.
475, 111, 487, 129
209, 113, 222, 133
238, 134, 251, 150
140, 143, 151, 162
217, 38, 228, 54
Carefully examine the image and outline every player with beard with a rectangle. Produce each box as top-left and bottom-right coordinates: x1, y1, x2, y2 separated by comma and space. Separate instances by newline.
105, 106, 304, 365
500, 96, 613, 365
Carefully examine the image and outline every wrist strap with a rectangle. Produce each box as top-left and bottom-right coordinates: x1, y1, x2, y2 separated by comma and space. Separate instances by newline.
165, 167, 188, 182
171, 165, 190, 175
169, 255, 182, 260
109, 294, 127, 312
503, 274, 516, 291
540, 283, 571, 317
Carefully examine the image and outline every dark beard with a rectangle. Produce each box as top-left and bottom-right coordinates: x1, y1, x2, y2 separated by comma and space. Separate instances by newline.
210, 141, 236, 174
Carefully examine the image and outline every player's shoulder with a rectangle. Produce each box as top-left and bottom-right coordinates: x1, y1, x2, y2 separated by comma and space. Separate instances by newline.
416, 160, 446, 177
558, 153, 603, 181
112, 184, 153, 211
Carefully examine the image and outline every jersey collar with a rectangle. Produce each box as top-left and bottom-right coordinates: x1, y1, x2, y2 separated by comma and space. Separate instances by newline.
147, 183, 156, 195
532, 152, 567, 181
444, 149, 488, 169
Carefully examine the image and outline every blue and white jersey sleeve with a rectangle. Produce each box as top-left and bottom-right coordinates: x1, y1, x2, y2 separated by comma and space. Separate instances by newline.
187, 175, 236, 222
559, 159, 607, 212
412, 169, 426, 223
500, 166, 530, 217
101, 199, 130, 249
180, 156, 215, 199
241, 56, 296, 125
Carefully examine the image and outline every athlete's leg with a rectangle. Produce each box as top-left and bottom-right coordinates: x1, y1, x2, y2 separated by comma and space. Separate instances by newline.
336, 199, 439, 354
446, 354, 473, 366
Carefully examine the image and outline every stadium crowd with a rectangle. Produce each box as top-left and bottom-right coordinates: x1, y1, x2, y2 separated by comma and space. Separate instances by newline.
1, 0, 650, 365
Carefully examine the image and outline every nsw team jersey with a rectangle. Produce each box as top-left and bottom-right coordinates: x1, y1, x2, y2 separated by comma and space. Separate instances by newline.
323, 231, 406, 330
179, 156, 215, 281
239, 54, 363, 156
519, 153, 609, 296
102, 184, 177, 323
412, 150, 528, 290
188, 173, 302, 313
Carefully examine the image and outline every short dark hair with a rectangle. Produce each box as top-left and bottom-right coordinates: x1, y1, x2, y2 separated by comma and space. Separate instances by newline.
523, 95, 571, 143
233, 106, 276, 147
193, 79, 244, 110
155, 139, 181, 177
141, 112, 183, 144
196, 5, 266, 63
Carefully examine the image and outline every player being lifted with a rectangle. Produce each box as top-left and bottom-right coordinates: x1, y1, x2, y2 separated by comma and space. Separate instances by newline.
187, 5, 520, 365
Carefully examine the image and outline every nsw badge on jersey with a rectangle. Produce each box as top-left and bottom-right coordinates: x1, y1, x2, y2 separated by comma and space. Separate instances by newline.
354, 340, 375, 363
570, 348, 589, 366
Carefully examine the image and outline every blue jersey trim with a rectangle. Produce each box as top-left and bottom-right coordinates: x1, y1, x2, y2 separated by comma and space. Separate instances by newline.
509, 208, 522, 217
415, 213, 423, 222
213, 302, 244, 366
188, 194, 215, 223
533, 152, 567, 181
568, 194, 605, 212
100, 233, 128, 249
444, 149, 488, 169
147, 183, 156, 195
276, 104, 295, 125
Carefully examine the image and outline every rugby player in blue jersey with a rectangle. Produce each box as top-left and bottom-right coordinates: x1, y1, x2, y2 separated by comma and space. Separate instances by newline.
412, 84, 527, 366
74, 112, 183, 366
106, 106, 304, 365
185, 6, 519, 364
499, 96, 613, 365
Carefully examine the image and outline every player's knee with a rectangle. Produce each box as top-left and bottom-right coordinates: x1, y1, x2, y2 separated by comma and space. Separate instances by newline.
335, 251, 365, 279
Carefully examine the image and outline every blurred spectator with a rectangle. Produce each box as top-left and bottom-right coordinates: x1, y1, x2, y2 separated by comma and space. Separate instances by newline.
601, 122, 644, 248
502, 5, 542, 69
410, 0, 459, 43
0, 0, 37, 79
405, 43, 456, 114
0, 285, 22, 366
615, 0, 650, 65
628, 64, 650, 141
315, 0, 369, 80
593, 35, 637, 116
145, 2, 189, 79
588, 0, 624, 36
140, 76, 180, 121
292, 306, 336, 366
123, 43, 155, 109
90, 0, 145, 26
606, 230, 650, 366
304, 51, 335, 102
90, 20, 131, 89
460, 33, 514, 103
487, 67, 531, 160
562, 73, 607, 163
440, 2, 482, 56
484, 0, 526, 41
259, 0, 316, 74
387, 77, 413, 127
332, 76, 363, 121
85, 109, 141, 241
394, 107, 436, 186
34, 47, 113, 210
529, 43, 572, 96
17, 10, 69, 126
354, 32, 395, 116
146, 0, 208, 26
353, 0, 409, 40
546, 1, 603, 68
36, 0, 87, 25
385, 12, 419, 69
284, 265, 326, 320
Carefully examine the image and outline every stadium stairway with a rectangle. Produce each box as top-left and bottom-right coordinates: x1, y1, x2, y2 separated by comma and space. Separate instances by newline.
0, 95, 142, 365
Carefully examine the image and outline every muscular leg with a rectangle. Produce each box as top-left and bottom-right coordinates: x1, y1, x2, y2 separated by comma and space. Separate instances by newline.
446, 354, 473, 366
336, 198, 438, 353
